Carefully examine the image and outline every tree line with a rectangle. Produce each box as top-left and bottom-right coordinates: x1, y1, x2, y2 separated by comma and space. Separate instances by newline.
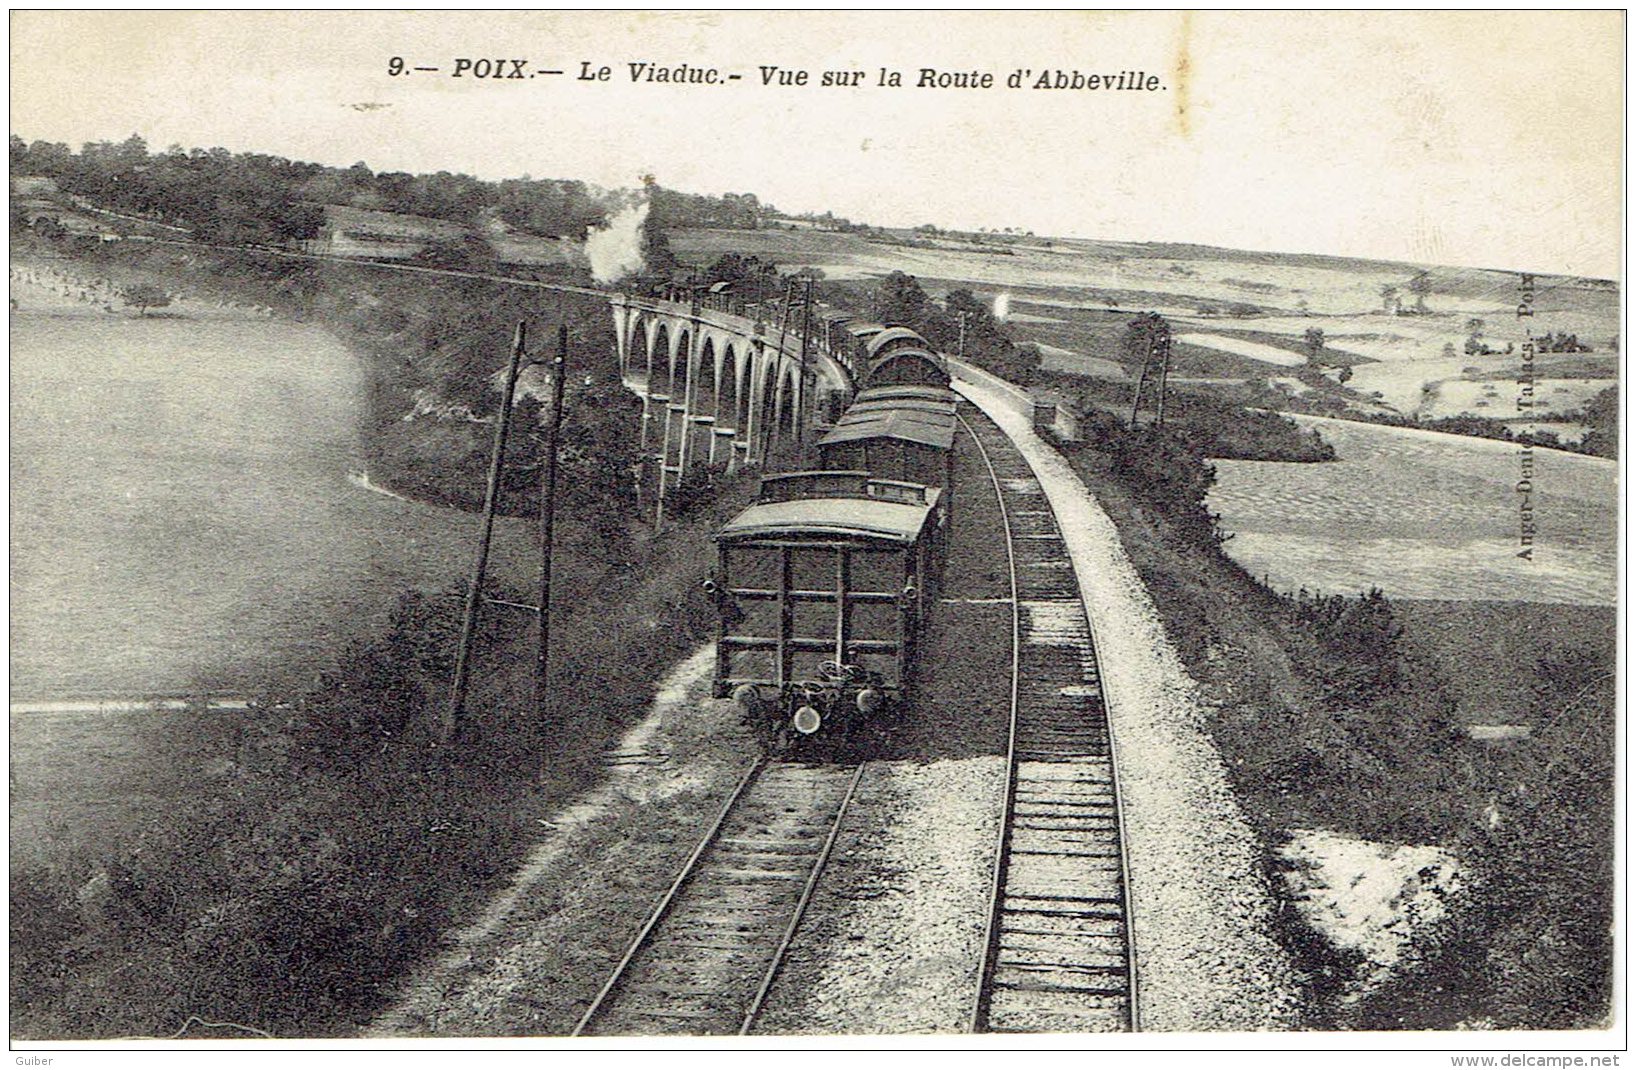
9, 133, 779, 248
865, 270, 1045, 383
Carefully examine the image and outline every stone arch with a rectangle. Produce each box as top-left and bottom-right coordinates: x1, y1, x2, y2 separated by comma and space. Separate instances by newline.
695, 335, 719, 424
717, 343, 741, 433
777, 362, 801, 439
641, 319, 660, 377
669, 325, 692, 398
651, 322, 673, 394
618, 309, 640, 374
763, 360, 800, 465
754, 355, 780, 457
738, 345, 758, 433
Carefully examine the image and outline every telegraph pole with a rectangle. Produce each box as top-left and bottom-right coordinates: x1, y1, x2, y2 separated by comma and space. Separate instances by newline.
1126, 312, 1171, 430
767, 277, 795, 460
445, 321, 527, 742
956, 310, 971, 362
1152, 317, 1173, 429
1128, 349, 1151, 431
536, 324, 569, 722
796, 276, 813, 447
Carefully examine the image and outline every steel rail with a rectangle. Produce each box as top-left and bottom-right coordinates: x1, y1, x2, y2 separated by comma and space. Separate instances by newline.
956, 408, 1023, 1034
571, 757, 766, 1037
1029, 439, 1144, 1033
957, 400, 1141, 1033
739, 761, 868, 1035
1076, 557, 1143, 1033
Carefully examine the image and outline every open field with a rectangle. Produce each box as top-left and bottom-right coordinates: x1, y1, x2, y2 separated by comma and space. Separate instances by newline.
10, 283, 536, 699
305, 205, 580, 267
1207, 416, 1616, 606
674, 227, 1618, 417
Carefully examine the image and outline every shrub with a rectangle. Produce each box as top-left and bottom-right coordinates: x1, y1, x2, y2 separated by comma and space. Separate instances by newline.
1089, 424, 1221, 544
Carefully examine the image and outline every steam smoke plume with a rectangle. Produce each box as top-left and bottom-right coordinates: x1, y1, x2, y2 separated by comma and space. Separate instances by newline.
586, 200, 649, 284
993, 291, 1011, 321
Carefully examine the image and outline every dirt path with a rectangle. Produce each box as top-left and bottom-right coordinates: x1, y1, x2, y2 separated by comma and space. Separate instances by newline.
368, 644, 757, 1036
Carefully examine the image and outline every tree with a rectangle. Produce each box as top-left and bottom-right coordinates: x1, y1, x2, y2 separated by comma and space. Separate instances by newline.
1408, 271, 1433, 314
1380, 284, 1399, 314
1303, 326, 1326, 361
30, 215, 67, 241
870, 270, 937, 331
1465, 318, 1489, 356
637, 180, 680, 279
123, 283, 170, 317
1579, 385, 1618, 459
1121, 312, 1172, 428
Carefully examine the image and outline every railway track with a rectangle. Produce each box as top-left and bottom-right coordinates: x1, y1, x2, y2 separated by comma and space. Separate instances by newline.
958, 403, 1139, 1034
574, 759, 864, 1036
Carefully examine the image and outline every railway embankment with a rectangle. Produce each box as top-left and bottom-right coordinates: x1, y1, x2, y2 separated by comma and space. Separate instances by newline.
991, 372, 1612, 1027
955, 376, 1303, 1031
368, 644, 755, 1035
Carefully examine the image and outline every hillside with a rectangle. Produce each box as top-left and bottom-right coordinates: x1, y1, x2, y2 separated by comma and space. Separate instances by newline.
672, 225, 1619, 444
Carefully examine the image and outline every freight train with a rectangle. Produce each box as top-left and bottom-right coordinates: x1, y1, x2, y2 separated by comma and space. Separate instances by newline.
709, 320, 957, 745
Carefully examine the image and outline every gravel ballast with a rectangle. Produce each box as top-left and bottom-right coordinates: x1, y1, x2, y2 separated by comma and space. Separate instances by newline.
956, 377, 1302, 1030
754, 756, 1006, 1034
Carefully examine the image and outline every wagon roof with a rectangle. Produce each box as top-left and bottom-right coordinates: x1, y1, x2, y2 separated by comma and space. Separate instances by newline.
864, 326, 930, 357
868, 346, 947, 369
854, 385, 959, 405
818, 407, 957, 450
847, 397, 958, 416
718, 491, 940, 544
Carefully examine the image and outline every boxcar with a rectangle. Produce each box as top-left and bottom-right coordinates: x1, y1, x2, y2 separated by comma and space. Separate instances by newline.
861, 327, 950, 388
846, 384, 959, 416
816, 402, 957, 492
712, 471, 945, 740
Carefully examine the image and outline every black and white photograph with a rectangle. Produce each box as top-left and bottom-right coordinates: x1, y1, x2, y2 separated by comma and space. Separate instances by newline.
7, 9, 1623, 1053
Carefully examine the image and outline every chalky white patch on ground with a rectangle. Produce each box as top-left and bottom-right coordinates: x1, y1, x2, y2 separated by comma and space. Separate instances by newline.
956, 374, 1301, 1030
756, 757, 1005, 1034
369, 642, 717, 1034
1279, 829, 1463, 1000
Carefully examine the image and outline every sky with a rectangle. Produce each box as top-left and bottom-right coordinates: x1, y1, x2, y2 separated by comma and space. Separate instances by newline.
9, 10, 1625, 278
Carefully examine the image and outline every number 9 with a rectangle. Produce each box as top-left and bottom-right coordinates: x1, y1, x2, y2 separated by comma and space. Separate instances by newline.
387, 57, 405, 76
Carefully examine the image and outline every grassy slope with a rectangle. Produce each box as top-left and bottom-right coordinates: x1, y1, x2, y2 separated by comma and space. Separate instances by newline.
1054, 431, 1614, 1028
1393, 600, 1616, 726
7, 234, 743, 1039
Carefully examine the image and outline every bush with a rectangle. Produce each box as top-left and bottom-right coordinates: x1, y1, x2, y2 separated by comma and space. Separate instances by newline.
10, 495, 740, 1039
1088, 423, 1221, 544
1366, 645, 1614, 1028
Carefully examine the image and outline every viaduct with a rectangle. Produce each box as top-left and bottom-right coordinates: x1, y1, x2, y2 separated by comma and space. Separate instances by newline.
610, 287, 858, 508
